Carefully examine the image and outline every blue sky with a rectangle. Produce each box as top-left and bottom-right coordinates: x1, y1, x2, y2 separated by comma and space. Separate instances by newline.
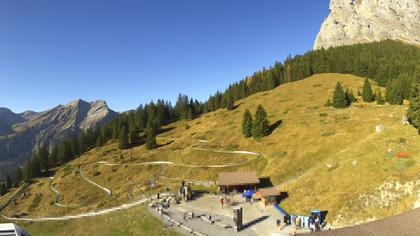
0, 0, 329, 113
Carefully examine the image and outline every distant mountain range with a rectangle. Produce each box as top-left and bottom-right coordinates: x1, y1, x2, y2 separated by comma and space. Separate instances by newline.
0, 99, 117, 176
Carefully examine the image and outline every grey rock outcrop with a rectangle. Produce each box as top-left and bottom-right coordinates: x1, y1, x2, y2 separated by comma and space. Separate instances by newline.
314, 0, 420, 50
0, 99, 117, 175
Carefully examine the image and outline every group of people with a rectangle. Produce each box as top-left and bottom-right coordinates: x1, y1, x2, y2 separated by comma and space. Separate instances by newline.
277, 213, 322, 232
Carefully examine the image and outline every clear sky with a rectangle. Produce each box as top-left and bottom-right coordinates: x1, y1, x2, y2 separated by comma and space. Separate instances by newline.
0, 0, 330, 113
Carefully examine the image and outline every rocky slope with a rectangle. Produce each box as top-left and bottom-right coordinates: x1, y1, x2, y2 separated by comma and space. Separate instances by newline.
314, 0, 420, 50
0, 99, 117, 176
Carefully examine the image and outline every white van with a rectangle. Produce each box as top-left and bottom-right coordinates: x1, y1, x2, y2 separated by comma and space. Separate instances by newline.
0, 223, 31, 236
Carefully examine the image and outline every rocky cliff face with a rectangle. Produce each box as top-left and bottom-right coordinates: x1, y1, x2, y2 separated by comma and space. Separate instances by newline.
0, 99, 117, 175
314, 0, 420, 50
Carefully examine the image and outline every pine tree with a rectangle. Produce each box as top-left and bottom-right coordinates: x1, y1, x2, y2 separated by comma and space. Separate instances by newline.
37, 144, 49, 172
31, 157, 41, 178
242, 109, 253, 138
112, 122, 119, 140
50, 144, 59, 167
145, 121, 157, 150
251, 105, 270, 138
6, 175, 12, 189
386, 80, 403, 105
96, 134, 104, 147
187, 107, 194, 121
0, 183, 6, 196
345, 88, 356, 103
332, 82, 349, 108
59, 142, 69, 163
407, 95, 420, 131
14, 167, 23, 187
129, 129, 140, 145
226, 94, 234, 111
376, 90, 385, 105
362, 79, 374, 102
415, 64, 420, 83
118, 124, 129, 149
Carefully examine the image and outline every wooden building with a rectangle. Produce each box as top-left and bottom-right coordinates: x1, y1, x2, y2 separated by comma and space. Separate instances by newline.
258, 187, 280, 206
217, 171, 260, 193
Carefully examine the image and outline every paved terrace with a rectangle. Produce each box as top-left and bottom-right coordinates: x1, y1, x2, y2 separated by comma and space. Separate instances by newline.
152, 194, 310, 236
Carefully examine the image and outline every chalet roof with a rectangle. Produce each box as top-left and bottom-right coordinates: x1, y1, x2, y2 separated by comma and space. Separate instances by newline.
258, 187, 280, 197
217, 171, 259, 186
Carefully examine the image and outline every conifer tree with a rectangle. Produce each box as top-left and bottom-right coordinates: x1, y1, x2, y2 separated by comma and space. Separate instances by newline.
345, 88, 356, 103
14, 167, 23, 187
50, 145, 59, 167
32, 157, 41, 178
415, 64, 420, 83
187, 107, 194, 121
112, 122, 119, 140
0, 184, 6, 196
6, 175, 12, 189
37, 145, 49, 172
376, 90, 385, 105
386, 80, 403, 105
145, 121, 157, 150
118, 124, 129, 149
252, 105, 270, 138
96, 134, 104, 147
332, 82, 349, 108
242, 109, 253, 138
362, 79, 374, 102
407, 95, 420, 131
129, 128, 140, 145
226, 94, 234, 111
59, 141, 72, 163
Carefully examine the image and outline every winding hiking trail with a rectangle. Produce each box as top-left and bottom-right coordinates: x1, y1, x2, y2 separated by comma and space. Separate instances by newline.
2, 138, 261, 222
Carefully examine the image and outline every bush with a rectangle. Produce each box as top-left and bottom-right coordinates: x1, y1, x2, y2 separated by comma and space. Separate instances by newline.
93, 171, 101, 176
321, 130, 336, 137
396, 151, 410, 158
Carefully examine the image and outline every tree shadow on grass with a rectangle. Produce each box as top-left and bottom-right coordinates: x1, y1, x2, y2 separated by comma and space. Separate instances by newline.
156, 140, 174, 149
231, 102, 242, 111
268, 119, 283, 135
157, 127, 175, 135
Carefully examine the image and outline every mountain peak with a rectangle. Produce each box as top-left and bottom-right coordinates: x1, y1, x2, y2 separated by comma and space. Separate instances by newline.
314, 0, 420, 50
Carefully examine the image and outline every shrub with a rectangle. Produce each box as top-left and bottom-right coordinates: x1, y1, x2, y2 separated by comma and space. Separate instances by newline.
396, 151, 410, 158
93, 171, 101, 176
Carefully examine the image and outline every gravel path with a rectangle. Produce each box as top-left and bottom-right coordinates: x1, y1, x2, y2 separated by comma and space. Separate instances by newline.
2, 139, 261, 222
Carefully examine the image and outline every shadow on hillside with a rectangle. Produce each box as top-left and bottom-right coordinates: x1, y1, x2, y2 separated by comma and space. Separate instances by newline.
231, 102, 242, 111
268, 119, 283, 135
157, 140, 174, 149
157, 127, 175, 135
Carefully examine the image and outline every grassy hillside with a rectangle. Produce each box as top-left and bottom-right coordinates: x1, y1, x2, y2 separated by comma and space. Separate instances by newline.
2, 73, 420, 234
